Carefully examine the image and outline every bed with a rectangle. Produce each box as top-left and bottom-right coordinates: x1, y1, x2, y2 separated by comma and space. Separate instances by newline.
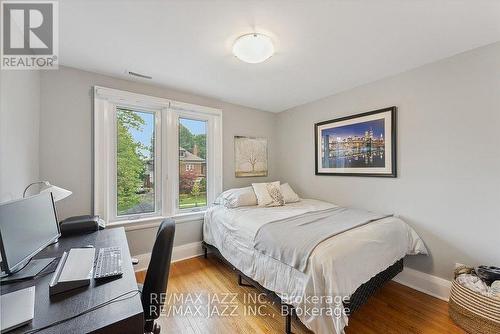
203, 198, 427, 334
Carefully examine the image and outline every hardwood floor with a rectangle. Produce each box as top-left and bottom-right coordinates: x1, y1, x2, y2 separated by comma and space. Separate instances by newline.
135, 256, 465, 334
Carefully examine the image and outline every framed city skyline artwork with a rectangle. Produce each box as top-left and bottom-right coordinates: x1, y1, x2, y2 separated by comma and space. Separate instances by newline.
314, 107, 397, 177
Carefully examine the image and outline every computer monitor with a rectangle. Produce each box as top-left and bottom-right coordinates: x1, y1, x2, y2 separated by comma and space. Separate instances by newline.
0, 192, 60, 276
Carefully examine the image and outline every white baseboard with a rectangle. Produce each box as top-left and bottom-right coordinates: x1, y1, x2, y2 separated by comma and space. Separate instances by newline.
393, 266, 451, 301
171, 241, 204, 263
133, 241, 204, 272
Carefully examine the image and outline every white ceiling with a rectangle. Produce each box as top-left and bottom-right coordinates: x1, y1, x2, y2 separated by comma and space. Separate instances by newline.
60, 0, 500, 112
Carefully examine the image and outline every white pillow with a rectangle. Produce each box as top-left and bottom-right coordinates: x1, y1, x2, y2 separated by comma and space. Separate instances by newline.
280, 183, 300, 203
252, 181, 285, 207
215, 187, 257, 208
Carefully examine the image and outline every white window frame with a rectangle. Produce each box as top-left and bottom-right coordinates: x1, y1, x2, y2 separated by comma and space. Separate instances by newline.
93, 86, 222, 225
171, 109, 220, 214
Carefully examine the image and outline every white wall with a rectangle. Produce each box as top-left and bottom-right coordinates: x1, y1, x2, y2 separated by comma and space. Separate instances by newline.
39, 66, 277, 255
7, 42, 499, 280
276, 42, 500, 280
0, 71, 41, 202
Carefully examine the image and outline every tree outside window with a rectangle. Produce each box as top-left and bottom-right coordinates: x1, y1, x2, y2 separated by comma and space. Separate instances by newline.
116, 108, 156, 216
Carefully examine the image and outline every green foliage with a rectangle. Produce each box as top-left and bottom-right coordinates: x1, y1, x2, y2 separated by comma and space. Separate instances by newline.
179, 123, 206, 159
116, 109, 146, 213
179, 193, 207, 209
199, 177, 206, 192
191, 181, 201, 197
179, 123, 193, 152
193, 134, 206, 159
191, 180, 201, 206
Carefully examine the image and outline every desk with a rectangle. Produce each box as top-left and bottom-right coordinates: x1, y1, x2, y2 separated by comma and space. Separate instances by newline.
1, 228, 144, 333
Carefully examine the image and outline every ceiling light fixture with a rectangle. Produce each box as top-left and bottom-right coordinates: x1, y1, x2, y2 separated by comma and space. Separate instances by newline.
232, 33, 274, 64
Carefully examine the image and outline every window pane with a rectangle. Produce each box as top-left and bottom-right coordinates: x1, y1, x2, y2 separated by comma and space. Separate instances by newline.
116, 108, 156, 216
179, 118, 207, 210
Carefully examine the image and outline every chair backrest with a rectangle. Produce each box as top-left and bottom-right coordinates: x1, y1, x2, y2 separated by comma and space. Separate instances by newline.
141, 218, 175, 321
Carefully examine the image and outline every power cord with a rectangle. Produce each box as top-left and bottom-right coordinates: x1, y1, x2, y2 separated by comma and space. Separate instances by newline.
22, 289, 141, 334
0, 257, 60, 284
1, 238, 60, 279
0, 257, 34, 278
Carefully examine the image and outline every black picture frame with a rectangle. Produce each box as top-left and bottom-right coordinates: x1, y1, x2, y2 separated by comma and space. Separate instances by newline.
314, 106, 397, 177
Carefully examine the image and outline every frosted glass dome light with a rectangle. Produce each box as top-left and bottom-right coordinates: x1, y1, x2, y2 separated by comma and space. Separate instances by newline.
232, 33, 274, 64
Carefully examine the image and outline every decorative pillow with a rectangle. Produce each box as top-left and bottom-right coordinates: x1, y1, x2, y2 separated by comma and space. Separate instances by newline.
215, 187, 257, 208
252, 181, 284, 207
280, 183, 300, 203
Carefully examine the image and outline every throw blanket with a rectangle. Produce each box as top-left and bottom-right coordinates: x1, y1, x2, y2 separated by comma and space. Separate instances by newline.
253, 207, 392, 272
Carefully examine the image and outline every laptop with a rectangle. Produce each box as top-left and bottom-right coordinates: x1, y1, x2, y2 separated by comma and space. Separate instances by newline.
1, 286, 35, 333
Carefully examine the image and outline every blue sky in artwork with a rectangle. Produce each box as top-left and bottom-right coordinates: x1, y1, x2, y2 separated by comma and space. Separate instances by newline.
321, 118, 385, 138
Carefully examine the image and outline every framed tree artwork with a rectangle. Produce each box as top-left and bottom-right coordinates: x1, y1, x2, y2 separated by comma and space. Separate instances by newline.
314, 107, 397, 177
234, 136, 268, 177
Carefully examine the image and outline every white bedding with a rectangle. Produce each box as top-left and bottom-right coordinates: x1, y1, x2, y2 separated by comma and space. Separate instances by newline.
203, 199, 427, 334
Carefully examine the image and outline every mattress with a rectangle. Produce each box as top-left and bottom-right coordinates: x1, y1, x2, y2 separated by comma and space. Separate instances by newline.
203, 199, 427, 334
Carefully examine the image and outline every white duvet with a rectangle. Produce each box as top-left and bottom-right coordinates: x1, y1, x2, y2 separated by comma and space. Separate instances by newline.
203, 199, 427, 333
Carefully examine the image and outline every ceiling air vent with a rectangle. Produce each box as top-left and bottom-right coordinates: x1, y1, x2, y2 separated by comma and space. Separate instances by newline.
127, 71, 152, 80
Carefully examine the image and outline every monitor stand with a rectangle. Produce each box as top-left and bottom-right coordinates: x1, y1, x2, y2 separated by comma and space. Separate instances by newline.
1, 258, 56, 283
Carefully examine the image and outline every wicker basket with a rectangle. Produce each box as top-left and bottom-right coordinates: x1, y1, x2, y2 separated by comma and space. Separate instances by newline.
449, 279, 500, 334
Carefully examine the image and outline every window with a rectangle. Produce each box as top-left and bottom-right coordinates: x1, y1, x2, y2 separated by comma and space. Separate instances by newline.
93, 87, 222, 224
116, 108, 157, 216
178, 118, 207, 210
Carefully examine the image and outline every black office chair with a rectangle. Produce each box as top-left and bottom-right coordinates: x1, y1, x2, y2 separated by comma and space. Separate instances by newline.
139, 218, 175, 334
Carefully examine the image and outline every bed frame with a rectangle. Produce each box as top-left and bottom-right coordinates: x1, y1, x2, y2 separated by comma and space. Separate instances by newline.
202, 241, 403, 334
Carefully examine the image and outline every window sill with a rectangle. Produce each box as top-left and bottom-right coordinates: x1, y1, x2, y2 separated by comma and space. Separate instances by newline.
107, 211, 205, 231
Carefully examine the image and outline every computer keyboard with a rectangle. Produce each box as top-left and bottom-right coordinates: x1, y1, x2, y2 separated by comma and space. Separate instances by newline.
93, 247, 123, 280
